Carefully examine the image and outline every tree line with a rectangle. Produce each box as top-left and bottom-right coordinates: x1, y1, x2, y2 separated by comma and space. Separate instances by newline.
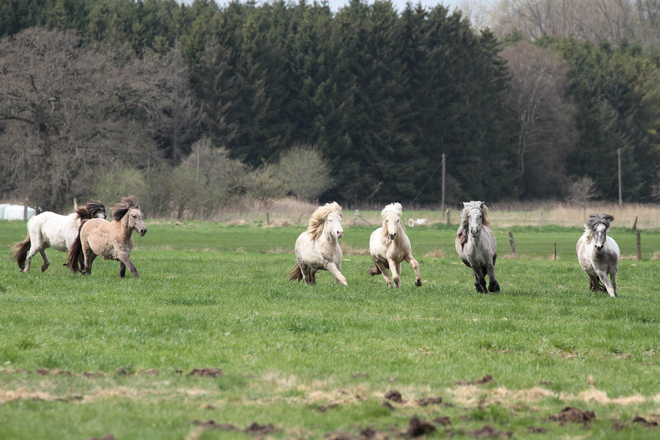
1, 0, 659, 216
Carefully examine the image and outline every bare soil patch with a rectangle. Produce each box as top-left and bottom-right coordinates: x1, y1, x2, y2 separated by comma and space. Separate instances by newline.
633, 416, 659, 427
433, 416, 451, 426
192, 420, 236, 431
406, 415, 436, 438
548, 407, 596, 424
454, 375, 494, 386
417, 396, 443, 406
526, 426, 547, 433
384, 390, 402, 403
469, 426, 511, 439
244, 422, 276, 435
82, 434, 116, 440
187, 368, 223, 377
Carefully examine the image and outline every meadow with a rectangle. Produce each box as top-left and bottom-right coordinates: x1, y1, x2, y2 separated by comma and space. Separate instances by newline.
0, 218, 659, 440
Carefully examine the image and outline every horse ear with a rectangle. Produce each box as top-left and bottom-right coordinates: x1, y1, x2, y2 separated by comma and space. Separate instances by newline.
463, 202, 469, 208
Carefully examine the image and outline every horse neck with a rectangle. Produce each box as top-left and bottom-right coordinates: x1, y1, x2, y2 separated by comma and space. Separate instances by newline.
115, 215, 134, 242
321, 222, 338, 245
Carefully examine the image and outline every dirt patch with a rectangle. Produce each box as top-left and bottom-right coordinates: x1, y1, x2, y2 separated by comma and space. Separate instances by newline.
526, 426, 547, 433
454, 375, 494, 386
548, 407, 596, 424
469, 426, 511, 439
266, 248, 287, 254
138, 369, 159, 375
433, 416, 451, 426
82, 433, 116, 440
358, 427, 391, 439
406, 415, 436, 438
317, 403, 339, 412
187, 368, 223, 378
82, 372, 104, 378
325, 431, 353, 440
382, 401, 395, 410
384, 390, 402, 403
114, 367, 130, 376
577, 388, 646, 405
633, 416, 658, 427
611, 421, 626, 430
244, 422, 275, 435
353, 373, 368, 378
417, 396, 443, 406
192, 420, 236, 431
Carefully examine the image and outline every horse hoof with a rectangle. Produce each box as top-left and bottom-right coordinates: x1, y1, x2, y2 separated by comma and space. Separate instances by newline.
415, 279, 422, 287
488, 282, 500, 292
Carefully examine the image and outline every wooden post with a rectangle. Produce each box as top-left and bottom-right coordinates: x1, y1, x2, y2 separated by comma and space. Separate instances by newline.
632, 216, 638, 230
539, 211, 542, 228
266, 212, 270, 225
441, 153, 446, 219
446, 209, 450, 226
553, 242, 557, 261
354, 209, 359, 226
23, 202, 28, 221
617, 148, 622, 206
508, 231, 516, 255
637, 230, 642, 260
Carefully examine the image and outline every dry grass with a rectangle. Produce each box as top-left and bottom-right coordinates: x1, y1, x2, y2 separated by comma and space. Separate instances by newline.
340, 243, 370, 256
424, 247, 447, 258
652, 251, 660, 261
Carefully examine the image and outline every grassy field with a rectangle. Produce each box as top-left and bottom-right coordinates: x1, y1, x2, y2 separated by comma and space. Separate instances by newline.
1, 219, 659, 440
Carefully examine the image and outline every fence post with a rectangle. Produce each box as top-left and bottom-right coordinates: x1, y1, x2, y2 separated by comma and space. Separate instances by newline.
554, 242, 557, 261
632, 216, 638, 230
637, 230, 642, 261
508, 231, 516, 255
446, 209, 451, 226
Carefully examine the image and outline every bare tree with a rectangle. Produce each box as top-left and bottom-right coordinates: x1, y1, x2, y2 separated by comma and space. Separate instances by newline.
0, 28, 197, 211
567, 175, 599, 205
501, 42, 577, 198
276, 143, 333, 202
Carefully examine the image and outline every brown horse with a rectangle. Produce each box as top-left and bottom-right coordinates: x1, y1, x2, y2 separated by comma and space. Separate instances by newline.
68, 196, 147, 278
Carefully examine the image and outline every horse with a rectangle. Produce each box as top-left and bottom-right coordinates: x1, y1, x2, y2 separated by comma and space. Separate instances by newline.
10, 201, 106, 273
368, 203, 422, 287
288, 202, 347, 285
68, 196, 147, 278
576, 213, 620, 298
455, 201, 500, 294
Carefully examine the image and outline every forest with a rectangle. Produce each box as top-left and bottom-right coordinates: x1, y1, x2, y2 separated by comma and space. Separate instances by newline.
1, 0, 660, 216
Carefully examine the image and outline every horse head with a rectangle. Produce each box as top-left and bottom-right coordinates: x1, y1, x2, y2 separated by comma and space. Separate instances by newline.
127, 208, 147, 236
325, 208, 343, 240
586, 213, 613, 251
381, 202, 403, 242
464, 201, 488, 237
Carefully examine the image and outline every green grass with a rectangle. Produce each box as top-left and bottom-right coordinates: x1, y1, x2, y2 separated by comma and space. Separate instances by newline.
1, 220, 659, 439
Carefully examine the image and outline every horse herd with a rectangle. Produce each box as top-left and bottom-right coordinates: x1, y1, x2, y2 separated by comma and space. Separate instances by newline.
9, 196, 621, 297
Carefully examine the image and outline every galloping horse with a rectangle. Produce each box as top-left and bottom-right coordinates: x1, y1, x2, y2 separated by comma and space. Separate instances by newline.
577, 213, 620, 298
11, 201, 106, 273
369, 202, 422, 287
68, 196, 147, 278
455, 201, 500, 294
289, 202, 347, 285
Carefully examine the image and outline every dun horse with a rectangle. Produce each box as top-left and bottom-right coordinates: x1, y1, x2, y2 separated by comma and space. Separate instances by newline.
68, 196, 147, 278
289, 202, 347, 285
455, 201, 500, 294
369, 203, 421, 287
11, 201, 106, 273
577, 213, 620, 298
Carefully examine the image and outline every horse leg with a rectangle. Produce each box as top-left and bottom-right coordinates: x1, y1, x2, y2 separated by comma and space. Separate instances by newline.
309, 268, 317, 285
405, 254, 422, 287
118, 253, 139, 278
326, 262, 347, 286
588, 274, 602, 291
388, 258, 400, 288
119, 262, 126, 278
473, 267, 487, 294
486, 260, 499, 292
84, 253, 96, 275
610, 269, 618, 298
375, 259, 392, 287
596, 269, 616, 298
23, 241, 43, 274
39, 250, 51, 273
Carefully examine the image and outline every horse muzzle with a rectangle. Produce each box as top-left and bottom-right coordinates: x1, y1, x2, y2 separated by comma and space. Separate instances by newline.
389, 233, 397, 240
470, 229, 480, 237
337, 231, 344, 239
139, 228, 147, 236
595, 244, 603, 251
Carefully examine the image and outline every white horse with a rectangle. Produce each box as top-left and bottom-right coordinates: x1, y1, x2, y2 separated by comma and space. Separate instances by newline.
11, 201, 106, 273
577, 213, 620, 298
289, 202, 347, 285
455, 201, 500, 294
369, 203, 421, 287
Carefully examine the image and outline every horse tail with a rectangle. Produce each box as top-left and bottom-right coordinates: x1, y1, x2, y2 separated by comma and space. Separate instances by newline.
67, 224, 85, 273
10, 236, 31, 270
288, 264, 303, 282
369, 264, 381, 276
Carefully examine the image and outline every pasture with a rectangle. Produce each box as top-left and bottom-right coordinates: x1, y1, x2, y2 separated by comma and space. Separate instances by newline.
0, 219, 659, 440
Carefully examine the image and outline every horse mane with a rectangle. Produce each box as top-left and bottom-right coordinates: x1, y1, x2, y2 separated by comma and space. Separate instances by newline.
456, 201, 490, 248
307, 202, 342, 241
75, 200, 105, 221
113, 195, 140, 222
380, 202, 404, 241
583, 213, 614, 244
